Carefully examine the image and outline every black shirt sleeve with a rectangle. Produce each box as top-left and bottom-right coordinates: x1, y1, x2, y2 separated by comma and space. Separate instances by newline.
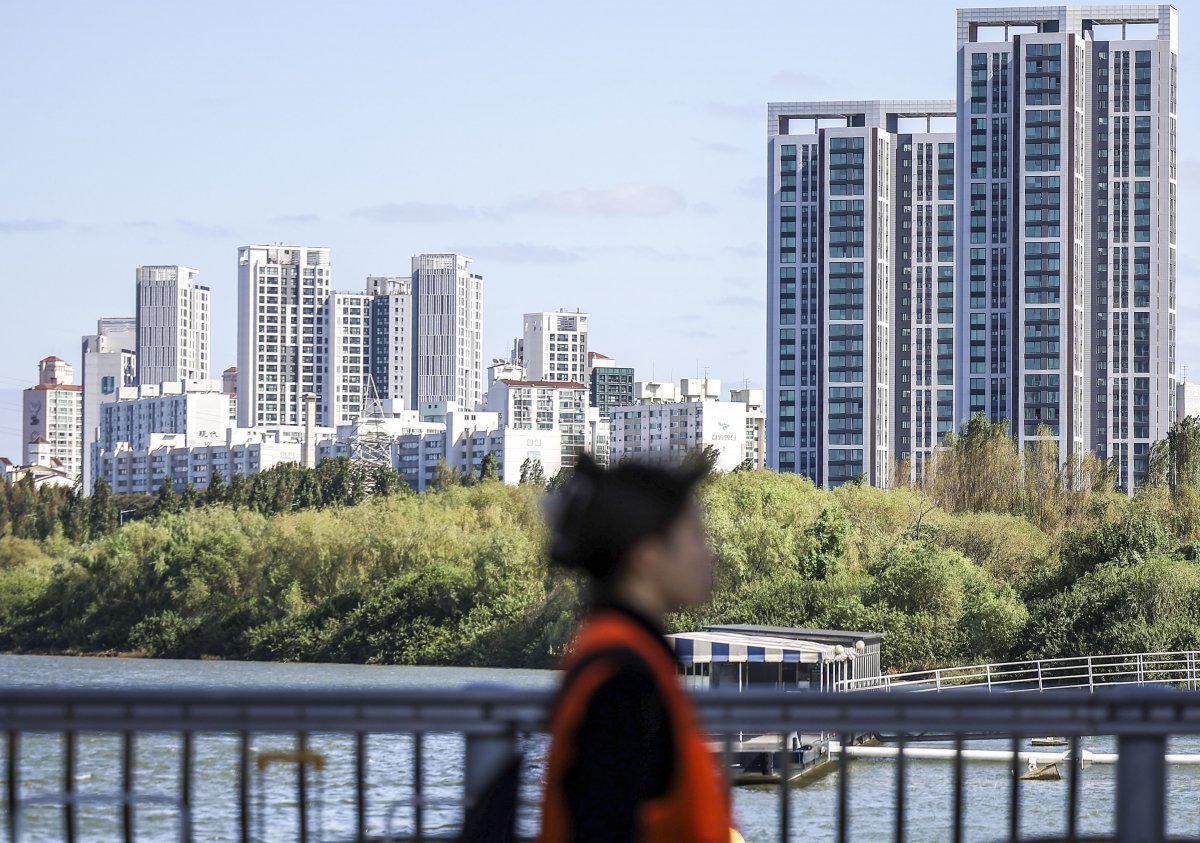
560, 660, 674, 843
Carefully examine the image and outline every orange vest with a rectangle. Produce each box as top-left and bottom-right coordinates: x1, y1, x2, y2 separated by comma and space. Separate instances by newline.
540, 610, 733, 843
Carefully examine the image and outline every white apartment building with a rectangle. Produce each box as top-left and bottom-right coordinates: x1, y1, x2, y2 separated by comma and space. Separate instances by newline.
412, 254, 484, 410
391, 410, 564, 492
237, 245, 332, 428
731, 388, 767, 469
488, 359, 526, 389
22, 357, 83, 482
611, 394, 750, 473
367, 276, 414, 408
486, 379, 589, 468
81, 317, 137, 492
95, 433, 303, 495
135, 266, 210, 384
222, 366, 238, 425
1178, 382, 1200, 421
327, 292, 370, 425
97, 381, 231, 453
522, 311, 589, 383
634, 381, 680, 403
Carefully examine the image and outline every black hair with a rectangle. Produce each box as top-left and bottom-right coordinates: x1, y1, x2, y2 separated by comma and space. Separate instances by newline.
545, 454, 708, 582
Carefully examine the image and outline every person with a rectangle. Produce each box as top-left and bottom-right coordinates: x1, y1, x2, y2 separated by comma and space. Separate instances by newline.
539, 454, 733, 843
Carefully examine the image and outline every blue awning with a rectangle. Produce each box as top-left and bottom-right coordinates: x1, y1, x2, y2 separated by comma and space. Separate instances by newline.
668, 631, 835, 665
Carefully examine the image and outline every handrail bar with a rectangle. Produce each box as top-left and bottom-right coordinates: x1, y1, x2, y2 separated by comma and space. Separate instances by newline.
837, 650, 1200, 693
0, 684, 1197, 734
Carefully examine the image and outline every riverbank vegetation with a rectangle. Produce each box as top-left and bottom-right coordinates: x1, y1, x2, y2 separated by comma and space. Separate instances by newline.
4, 417, 1200, 672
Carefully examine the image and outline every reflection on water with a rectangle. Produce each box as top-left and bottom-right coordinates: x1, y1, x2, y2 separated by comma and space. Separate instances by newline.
3, 656, 1200, 841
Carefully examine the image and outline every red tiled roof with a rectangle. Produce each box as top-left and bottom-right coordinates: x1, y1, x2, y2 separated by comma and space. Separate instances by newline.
29, 384, 82, 392
587, 351, 611, 360
41, 356, 65, 363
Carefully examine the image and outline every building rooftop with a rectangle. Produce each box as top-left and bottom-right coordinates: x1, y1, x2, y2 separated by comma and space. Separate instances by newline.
668, 630, 835, 665
704, 624, 885, 646
768, 100, 956, 137
498, 379, 587, 389
28, 383, 82, 392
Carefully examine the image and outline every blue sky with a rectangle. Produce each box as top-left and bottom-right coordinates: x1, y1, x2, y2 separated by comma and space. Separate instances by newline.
1, 1, 1197, 461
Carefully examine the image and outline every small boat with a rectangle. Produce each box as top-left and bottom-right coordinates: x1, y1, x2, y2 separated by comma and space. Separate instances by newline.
1031, 737, 1068, 747
1019, 762, 1062, 781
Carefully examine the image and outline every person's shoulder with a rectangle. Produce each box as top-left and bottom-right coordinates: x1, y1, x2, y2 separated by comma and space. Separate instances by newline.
563, 645, 659, 703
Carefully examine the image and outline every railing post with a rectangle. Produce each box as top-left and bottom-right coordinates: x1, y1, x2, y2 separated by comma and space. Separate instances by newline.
985, 664, 992, 692
935, 670, 942, 692
1037, 661, 1044, 692
1115, 734, 1166, 842
1088, 656, 1095, 693
1137, 654, 1145, 686
464, 728, 517, 810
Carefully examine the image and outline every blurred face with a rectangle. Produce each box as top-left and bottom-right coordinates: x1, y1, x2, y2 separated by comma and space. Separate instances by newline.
624, 502, 716, 613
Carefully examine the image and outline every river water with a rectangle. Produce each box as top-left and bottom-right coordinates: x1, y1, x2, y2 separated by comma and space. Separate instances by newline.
2, 655, 1200, 841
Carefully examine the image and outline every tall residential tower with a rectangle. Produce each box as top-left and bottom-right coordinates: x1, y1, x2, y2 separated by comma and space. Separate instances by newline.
767, 5, 1178, 492
135, 266, 210, 385
953, 6, 1177, 489
237, 245, 332, 427
767, 101, 956, 487
412, 254, 484, 410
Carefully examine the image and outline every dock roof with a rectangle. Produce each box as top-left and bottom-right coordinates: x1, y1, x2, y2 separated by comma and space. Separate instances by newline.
668, 630, 836, 665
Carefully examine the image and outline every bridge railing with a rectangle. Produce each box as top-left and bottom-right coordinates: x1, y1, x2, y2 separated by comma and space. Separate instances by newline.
2, 685, 1200, 841
835, 649, 1200, 694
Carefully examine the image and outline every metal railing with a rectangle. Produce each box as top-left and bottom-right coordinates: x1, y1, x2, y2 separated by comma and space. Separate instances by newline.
3, 685, 1200, 841
835, 650, 1200, 694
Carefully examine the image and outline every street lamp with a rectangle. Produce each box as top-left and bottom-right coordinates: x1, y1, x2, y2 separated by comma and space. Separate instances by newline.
119, 508, 137, 527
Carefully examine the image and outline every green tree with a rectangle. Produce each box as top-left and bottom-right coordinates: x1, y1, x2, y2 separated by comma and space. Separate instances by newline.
519, 458, 546, 487
226, 473, 247, 509
9, 477, 36, 540
154, 477, 181, 517
683, 444, 722, 473
61, 489, 89, 542
1147, 415, 1200, 491
87, 478, 118, 537
479, 452, 500, 483
205, 470, 227, 506
431, 460, 460, 492
0, 478, 11, 537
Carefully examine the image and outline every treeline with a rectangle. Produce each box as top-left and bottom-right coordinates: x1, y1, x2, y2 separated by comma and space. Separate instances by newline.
3, 417, 1200, 673
0, 458, 415, 544
0, 452, 567, 546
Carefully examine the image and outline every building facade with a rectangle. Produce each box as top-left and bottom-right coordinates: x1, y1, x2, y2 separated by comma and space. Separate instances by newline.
96, 382, 231, 455
767, 101, 956, 489
588, 353, 635, 419
731, 387, 768, 469
135, 266, 210, 385
486, 379, 589, 468
953, 6, 1178, 489
522, 311, 589, 383
22, 357, 83, 482
327, 292, 370, 425
237, 245, 333, 428
767, 6, 1177, 491
95, 434, 303, 495
610, 398, 749, 473
81, 318, 138, 492
412, 254, 484, 411
367, 276, 414, 408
